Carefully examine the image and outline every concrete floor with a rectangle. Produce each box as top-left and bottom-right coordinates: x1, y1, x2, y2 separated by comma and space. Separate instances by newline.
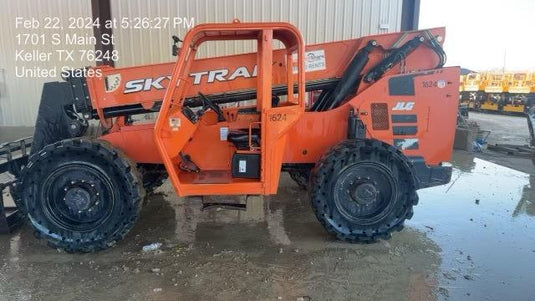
468, 112, 535, 174
468, 111, 531, 146
1, 117, 535, 300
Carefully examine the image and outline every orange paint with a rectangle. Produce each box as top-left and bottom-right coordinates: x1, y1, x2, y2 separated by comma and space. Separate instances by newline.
89, 22, 458, 197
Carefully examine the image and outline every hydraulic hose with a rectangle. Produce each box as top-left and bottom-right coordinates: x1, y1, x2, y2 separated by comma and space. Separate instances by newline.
313, 40, 377, 111
363, 35, 424, 84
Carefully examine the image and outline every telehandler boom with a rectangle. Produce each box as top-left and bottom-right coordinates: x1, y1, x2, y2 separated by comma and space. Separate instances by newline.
0, 21, 458, 252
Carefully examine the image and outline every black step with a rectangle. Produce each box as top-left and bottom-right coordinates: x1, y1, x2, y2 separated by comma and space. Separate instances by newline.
0, 194, 24, 234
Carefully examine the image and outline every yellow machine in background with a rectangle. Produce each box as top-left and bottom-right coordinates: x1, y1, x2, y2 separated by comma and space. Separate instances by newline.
507, 72, 533, 113
460, 71, 535, 114
483, 73, 509, 112
460, 73, 487, 109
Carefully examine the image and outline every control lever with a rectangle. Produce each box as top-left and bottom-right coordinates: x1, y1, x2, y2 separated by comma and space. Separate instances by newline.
182, 107, 198, 124
179, 152, 200, 173
198, 92, 225, 122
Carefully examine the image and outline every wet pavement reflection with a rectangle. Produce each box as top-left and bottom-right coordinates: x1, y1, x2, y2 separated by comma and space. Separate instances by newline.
0, 151, 534, 300
410, 153, 535, 300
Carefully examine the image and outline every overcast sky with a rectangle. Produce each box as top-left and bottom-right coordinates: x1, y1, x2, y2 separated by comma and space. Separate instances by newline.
419, 0, 535, 72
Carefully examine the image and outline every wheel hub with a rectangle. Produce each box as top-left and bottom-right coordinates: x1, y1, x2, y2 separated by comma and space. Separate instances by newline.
333, 162, 397, 224
41, 163, 115, 232
64, 186, 93, 211
351, 182, 378, 205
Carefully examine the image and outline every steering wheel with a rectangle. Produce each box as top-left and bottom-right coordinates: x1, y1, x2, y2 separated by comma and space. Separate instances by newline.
198, 92, 225, 122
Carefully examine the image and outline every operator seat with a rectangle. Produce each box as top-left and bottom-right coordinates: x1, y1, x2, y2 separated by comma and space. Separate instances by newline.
227, 129, 260, 149
227, 96, 278, 149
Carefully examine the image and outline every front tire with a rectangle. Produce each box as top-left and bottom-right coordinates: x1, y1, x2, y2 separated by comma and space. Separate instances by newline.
310, 139, 418, 242
21, 138, 145, 252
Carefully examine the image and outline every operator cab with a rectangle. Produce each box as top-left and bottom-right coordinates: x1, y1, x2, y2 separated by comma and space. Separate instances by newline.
155, 21, 305, 196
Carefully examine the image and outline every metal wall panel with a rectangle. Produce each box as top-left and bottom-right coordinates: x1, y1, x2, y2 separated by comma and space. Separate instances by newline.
0, 0, 402, 126
111, 0, 403, 66
0, 0, 94, 126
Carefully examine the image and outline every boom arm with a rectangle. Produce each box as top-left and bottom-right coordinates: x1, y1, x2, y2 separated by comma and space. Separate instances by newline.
83, 28, 446, 122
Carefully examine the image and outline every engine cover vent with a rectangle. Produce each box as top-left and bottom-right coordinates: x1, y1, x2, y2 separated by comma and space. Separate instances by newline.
371, 103, 389, 130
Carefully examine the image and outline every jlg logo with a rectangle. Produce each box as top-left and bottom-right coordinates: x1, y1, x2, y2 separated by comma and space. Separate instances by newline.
392, 102, 414, 111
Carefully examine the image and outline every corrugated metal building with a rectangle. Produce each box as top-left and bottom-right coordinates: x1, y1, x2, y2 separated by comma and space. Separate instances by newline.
0, 0, 406, 126
0, 0, 94, 126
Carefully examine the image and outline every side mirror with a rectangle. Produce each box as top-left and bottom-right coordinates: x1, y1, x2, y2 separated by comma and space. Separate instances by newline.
172, 35, 182, 56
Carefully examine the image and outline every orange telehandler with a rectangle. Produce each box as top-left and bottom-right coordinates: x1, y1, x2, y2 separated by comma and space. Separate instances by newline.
0, 21, 458, 252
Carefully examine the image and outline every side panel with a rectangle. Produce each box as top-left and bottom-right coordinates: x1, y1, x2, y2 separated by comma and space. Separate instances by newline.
100, 123, 161, 163
283, 67, 460, 166
99, 69, 459, 167
98, 70, 459, 167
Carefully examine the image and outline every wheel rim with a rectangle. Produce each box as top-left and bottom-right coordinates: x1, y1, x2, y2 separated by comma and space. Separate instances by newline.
333, 161, 397, 225
40, 163, 116, 232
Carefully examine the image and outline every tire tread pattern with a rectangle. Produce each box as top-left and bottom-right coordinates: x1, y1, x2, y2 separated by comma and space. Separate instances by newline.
310, 139, 418, 243
21, 138, 145, 253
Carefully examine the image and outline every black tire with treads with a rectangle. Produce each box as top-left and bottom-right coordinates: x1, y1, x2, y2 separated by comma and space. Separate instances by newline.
20, 138, 145, 252
310, 139, 418, 242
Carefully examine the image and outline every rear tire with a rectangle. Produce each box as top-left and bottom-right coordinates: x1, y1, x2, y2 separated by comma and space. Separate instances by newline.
21, 138, 145, 252
310, 139, 418, 242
